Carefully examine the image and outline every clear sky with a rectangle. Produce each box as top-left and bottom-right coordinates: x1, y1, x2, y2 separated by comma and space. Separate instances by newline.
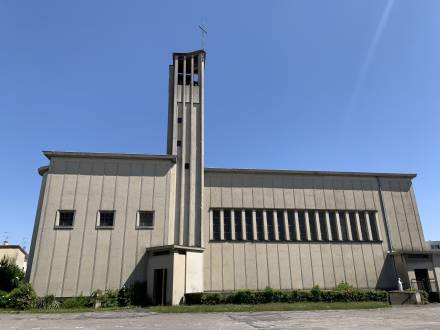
1, 0, 439, 249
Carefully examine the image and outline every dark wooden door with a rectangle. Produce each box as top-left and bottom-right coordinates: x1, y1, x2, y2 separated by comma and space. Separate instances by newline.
153, 268, 167, 305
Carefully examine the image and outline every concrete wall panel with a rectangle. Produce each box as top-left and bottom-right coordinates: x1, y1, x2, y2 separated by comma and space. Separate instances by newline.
267, 244, 280, 289
255, 244, 269, 289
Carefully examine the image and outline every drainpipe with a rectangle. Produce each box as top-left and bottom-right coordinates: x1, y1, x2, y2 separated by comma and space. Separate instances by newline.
376, 176, 399, 289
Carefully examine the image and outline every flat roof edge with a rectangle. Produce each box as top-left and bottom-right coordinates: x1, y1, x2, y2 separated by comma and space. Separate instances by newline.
145, 245, 204, 253
43, 151, 177, 163
205, 167, 417, 179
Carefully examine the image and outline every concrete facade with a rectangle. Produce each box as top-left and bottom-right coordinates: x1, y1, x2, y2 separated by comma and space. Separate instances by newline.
27, 50, 440, 305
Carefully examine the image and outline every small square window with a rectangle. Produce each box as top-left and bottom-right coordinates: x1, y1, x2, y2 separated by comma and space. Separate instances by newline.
57, 210, 74, 228
137, 211, 154, 229
177, 117, 182, 123
98, 211, 115, 228
185, 163, 190, 169
177, 140, 182, 147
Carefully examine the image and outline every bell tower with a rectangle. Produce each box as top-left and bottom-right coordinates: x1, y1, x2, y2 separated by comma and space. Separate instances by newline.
167, 50, 205, 247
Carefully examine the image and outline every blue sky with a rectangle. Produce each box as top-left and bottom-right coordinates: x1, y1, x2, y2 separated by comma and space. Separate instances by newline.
1, 0, 439, 248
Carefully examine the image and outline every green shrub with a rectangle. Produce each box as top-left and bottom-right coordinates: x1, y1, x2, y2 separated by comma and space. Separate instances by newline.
335, 282, 354, 291
194, 287, 389, 305
117, 286, 131, 307
310, 285, 321, 302
101, 290, 118, 307
185, 292, 203, 305
0, 256, 25, 292
201, 293, 223, 305
62, 295, 92, 309
34, 295, 61, 309
0, 290, 7, 308
7, 283, 36, 310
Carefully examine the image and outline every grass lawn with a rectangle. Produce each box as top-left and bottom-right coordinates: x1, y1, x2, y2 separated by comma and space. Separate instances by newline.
0, 301, 390, 314
151, 301, 390, 313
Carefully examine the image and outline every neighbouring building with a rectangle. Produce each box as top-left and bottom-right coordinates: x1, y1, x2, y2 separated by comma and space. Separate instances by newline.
27, 50, 440, 305
1, 243, 28, 273
428, 241, 440, 250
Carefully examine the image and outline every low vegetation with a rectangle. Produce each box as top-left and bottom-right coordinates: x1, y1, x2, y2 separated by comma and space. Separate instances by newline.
185, 283, 389, 305
0, 258, 427, 313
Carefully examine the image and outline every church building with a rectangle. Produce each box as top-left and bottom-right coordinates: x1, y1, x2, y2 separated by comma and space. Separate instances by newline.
27, 50, 440, 305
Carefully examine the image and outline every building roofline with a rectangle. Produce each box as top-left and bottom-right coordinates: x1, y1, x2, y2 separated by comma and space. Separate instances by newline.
205, 167, 417, 179
43, 151, 177, 163
0, 245, 28, 256
172, 49, 206, 58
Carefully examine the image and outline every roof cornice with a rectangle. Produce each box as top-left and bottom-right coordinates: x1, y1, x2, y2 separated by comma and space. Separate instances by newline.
43, 151, 177, 163
204, 167, 416, 179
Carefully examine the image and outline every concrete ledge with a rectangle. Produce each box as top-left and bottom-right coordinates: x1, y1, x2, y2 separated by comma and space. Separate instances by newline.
389, 291, 422, 305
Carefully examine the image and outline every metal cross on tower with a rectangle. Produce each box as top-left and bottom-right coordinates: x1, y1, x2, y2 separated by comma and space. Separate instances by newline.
198, 24, 208, 49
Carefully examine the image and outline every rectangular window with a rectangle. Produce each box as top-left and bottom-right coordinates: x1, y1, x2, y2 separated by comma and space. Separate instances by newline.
368, 211, 380, 241
235, 211, 243, 240
358, 211, 369, 241
245, 210, 253, 240
308, 211, 318, 241
57, 210, 74, 228
318, 211, 328, 241
298, 210, 307, 240
224, 209, 232, 241
256, 210, 264, 241
277, 210, 286, 241
137, 211, 154, 228
348, 211, 359, 241
328, 211, 338, 240
98, 211, 115, 228
212, 210, 221, 240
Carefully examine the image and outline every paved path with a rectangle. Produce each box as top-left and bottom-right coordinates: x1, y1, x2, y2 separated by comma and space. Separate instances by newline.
1, 305, 440, 329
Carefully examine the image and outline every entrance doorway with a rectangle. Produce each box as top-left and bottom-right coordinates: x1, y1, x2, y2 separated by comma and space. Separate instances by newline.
414, 269, 430, 292
153, 268, 167, 305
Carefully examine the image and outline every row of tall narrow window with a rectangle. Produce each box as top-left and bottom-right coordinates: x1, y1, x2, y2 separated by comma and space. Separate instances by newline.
210, 209, 382, 243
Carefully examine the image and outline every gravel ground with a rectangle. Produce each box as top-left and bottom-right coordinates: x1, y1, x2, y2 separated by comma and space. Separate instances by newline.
1, 304, 440, 329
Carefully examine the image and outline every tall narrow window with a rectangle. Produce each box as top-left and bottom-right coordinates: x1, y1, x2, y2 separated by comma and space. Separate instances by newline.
245, 210, 253, 240
212, 210, 221, 240
298, 210, 307, 240
287, 211, 296, 241
328, 211, 338, 240
358, 211, 369, 241
339, 211, 349, 241
318, 211, 328, 241
369, 211, 380, 241
256, 210, 264, 241
277, 210, 286, 241
348, 211, 359, 241
266, 211, 275, 241
224, 209, 232, 241
308, 211, 318, 241
235, 211, 243, 241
